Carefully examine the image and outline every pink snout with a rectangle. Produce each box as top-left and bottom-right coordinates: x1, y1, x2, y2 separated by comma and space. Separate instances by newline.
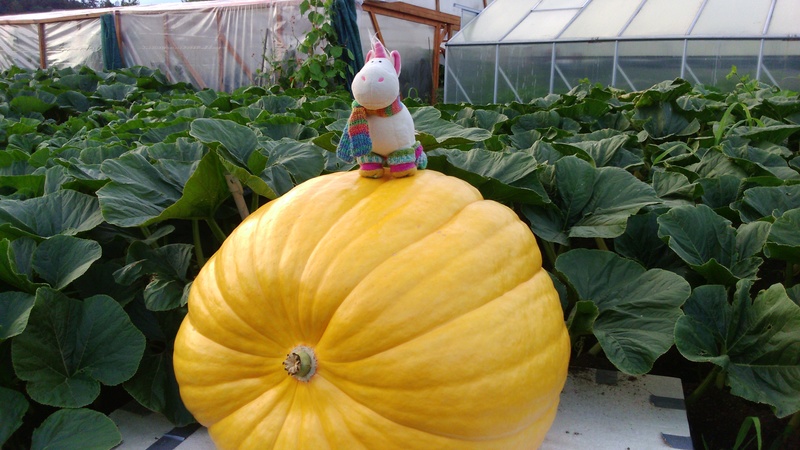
360, 75, 385, 82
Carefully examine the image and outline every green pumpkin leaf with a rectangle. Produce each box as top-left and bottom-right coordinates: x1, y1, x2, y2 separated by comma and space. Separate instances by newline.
114, 241, 193, 311
675, 282, 800, 418
0, 238, 44, 293
721, 139, 800, 180
189, 118, 259, 167
426, 148, 549, 205
556, 249, 690, 375
657, 204, 762, 285
255, 94, 300, 114
0, 291, 36, 340
31, 408, 121, 450
10, 91, 56, 114
56, 90, 90, 112
764, 208, 800, 262
97, 150, 229, 227
257, 139, 326, 196
411, 106, 492, 150
253, 115, 318, 141
31, 235, 102, 290
614, 211, 686, 272
561, 133, 638, 168
0, 190, 103, 239
11, 289, 146, 408
94, 83, 137, 101
652, 171, 701, 200
124, 304, 194, 426
635, 102, 700, 140
698, 175, 741, 210
733, 185, 800, 223
454, 107, 509, 132
0, 386, 28, 446
522, 156, 659, 244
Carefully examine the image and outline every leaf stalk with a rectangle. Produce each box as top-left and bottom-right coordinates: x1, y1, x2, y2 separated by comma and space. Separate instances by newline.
206, 218, 228, 244
686, 365, 722, 406
192, 219, 206, 268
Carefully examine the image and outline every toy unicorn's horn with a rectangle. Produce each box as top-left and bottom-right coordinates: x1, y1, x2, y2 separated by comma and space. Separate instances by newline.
372, 40, 389, 58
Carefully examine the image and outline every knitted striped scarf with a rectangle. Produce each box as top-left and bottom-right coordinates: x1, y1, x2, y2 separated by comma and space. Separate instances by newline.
336, 97, 404, 162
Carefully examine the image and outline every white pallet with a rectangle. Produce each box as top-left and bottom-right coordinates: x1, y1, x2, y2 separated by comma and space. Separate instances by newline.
110, 368, 692, 450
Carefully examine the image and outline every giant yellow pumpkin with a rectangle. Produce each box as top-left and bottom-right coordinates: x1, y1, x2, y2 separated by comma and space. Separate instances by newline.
173, 170, 570, 449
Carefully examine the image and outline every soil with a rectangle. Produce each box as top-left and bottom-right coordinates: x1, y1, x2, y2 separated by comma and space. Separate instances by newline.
571, 348, 799, 450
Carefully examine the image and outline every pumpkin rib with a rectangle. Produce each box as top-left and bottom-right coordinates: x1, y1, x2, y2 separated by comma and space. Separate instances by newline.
312, 371, 445, 441
323, 274, 537, 365
316, 363, 560, 445
186, 258, 288, 355
209, 209, 299, 348
315, 200, 540, 362
316, 271, 568, 440
294, 176, 484, 344
207, 378, 297, 449
249, 173, 393, 344
305, 199, 479, 344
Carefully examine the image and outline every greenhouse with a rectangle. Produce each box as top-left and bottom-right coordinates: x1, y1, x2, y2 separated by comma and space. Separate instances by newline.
444, 0, 800, 104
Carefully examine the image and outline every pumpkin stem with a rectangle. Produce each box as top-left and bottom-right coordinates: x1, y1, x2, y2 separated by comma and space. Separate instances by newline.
283, 345, 317, 382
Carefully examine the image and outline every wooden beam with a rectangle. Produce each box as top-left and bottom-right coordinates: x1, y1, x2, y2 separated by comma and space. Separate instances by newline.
361, 1, 461, 104
37, 23, 46, 68
114, 11, 124, 67
361, 0, 460, 28
216, 11, 224, 89
431, 24, 442, 103
164, 15, 171, 81
0, 10, 110, 26
367, 10, 383, 45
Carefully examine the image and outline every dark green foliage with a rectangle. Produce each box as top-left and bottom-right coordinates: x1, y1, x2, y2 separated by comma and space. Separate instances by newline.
0, 66, 798, 448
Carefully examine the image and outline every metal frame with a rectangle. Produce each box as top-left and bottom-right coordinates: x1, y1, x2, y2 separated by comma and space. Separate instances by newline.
450, 35, 796, 104
445, 0, 800, 103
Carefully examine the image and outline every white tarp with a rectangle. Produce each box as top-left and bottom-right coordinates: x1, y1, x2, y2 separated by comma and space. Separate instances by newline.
0, 0, 483, 95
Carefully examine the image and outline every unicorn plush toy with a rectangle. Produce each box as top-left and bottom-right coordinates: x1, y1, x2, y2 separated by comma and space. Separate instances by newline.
337, 40, 427, 178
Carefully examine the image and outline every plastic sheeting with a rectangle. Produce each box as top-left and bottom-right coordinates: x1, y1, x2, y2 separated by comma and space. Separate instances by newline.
445, 0, 800, 103
118, 2, 308, 91
0, 23, 39, 69
48, 19, 104, 70
0, 1, 317, 92
0, 0, 481, 97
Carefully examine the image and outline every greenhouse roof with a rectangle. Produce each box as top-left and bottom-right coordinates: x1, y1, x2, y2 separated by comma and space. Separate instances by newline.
449, 0, 800, 45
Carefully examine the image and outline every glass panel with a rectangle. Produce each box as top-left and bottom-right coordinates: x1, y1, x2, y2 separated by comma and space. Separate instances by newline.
622, 0, 704, 37
460, 9, 480, 27
448, 1, 535, 43
496, 43, 553, 102
553, 41, 615, 93
560, 0, 642, 39
761, 40, 800, 91
538, 0, 586, 9
371, 15, 436, 101
444, 45, 497, 104
684, 40, 760, 90
616, 40, 684, 91
691, 0, 772, 36
503, 9, 578, 42
766, 1, 800, 36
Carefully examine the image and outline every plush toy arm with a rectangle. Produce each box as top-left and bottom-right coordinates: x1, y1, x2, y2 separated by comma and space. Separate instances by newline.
336, 124, 355, 162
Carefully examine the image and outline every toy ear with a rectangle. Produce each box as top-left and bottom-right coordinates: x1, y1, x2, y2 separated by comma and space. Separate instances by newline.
366, 50, 375, 62
391, 50, 401, 75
